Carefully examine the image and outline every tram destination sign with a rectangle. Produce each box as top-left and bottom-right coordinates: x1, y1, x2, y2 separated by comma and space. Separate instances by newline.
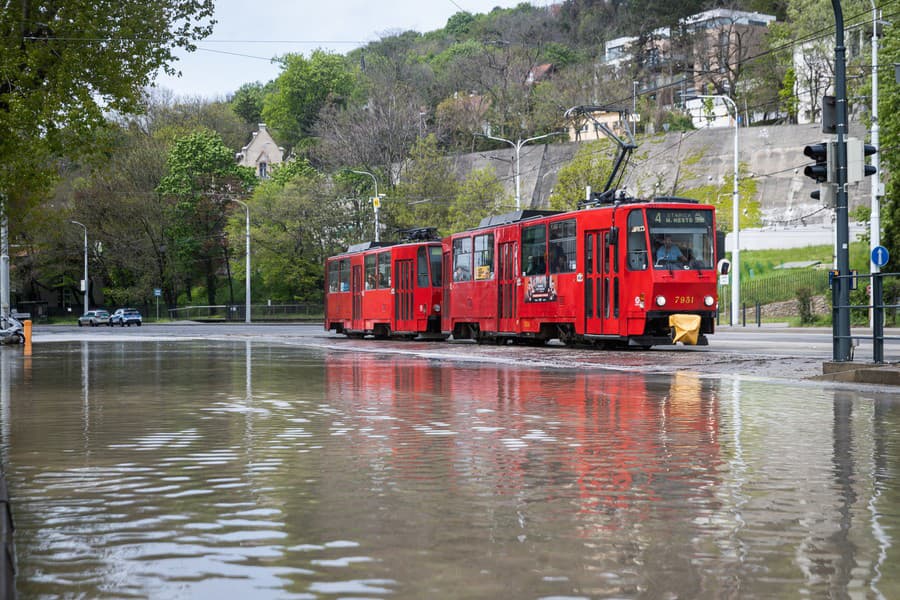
650, 209, 711, 226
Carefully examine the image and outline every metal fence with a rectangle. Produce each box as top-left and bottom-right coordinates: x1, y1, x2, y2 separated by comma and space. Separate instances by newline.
719, 268, 830, 323
168, 303, 323, 322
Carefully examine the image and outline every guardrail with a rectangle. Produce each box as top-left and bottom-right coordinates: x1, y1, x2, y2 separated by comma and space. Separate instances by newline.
168, 303, 323, 322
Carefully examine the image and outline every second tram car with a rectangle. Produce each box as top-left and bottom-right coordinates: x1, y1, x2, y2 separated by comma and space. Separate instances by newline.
325, 229, 445, 339
443, 198, 722, 348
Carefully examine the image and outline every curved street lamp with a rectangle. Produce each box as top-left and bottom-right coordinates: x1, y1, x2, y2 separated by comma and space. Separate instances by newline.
478, 131, 565, 211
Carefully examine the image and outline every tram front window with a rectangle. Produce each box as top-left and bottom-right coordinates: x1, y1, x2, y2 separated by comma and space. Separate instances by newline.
647, 209, 714, 270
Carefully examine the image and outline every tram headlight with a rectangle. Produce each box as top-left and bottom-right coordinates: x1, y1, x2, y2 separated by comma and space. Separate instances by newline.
704, 295, 715, 307
433, 304, 441, 313
655, 295, 667, 307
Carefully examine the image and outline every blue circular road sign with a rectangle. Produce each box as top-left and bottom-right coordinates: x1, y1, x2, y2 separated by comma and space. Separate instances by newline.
871, 245, 890, 268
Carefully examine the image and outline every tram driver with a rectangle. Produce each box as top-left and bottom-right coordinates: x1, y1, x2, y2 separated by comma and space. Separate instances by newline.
655, 235, 686, 265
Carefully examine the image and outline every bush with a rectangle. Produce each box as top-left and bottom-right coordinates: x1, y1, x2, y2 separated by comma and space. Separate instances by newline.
796, 287, 814, 325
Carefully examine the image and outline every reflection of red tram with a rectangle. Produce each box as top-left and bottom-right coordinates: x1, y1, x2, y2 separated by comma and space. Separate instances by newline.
325, 228, 445, 339
443, 199, 723, 348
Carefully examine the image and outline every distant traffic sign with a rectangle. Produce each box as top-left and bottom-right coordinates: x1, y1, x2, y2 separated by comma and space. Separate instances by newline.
154, 288, 162, 297
871, 245, 890, 268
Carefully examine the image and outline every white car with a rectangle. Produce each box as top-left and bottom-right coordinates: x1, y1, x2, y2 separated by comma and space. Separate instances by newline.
77, 310, 110, 327
110, 308, 143, 327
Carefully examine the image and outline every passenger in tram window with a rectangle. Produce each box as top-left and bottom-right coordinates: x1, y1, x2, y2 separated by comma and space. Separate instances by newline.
366, 273, 376, 290
550, 245, 568, 274
454, 265, 470, 282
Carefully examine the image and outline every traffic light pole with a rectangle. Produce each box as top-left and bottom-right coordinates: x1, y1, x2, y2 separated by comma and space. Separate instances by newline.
832, 0, 852, 361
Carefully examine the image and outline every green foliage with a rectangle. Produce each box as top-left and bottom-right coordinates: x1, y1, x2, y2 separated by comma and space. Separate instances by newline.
878, 14, 900, 274
795, 287, 815, 324
445, 11, 475, 36
234, 169, 343, 302
678, 167, 761, 232
448, 167, 512, 233
549, 139, 615, 211
157, 131, 256, 305
391, 135, 459, 234
231, 82, 268, 125
0, 0, 214, 236
262, 51, 358, 150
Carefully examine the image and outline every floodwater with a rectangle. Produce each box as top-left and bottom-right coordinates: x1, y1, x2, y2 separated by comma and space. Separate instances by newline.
1, 340, 899, 599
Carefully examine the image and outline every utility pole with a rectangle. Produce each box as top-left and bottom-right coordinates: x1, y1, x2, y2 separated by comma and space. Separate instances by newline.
230, 199, 251, 324
351, 170, 381, 242
0, 196, 8, 321
869, 0, 884, 326
70, 221, 88, 315
832, 0, 851, 361
689, 95, 740, 326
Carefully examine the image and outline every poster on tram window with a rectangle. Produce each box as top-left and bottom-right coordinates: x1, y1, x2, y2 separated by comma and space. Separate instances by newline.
525, 274, 558, 303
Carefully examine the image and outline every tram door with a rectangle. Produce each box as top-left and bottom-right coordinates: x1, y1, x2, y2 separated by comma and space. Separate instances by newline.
497, 241, 518, 332
351, 264, 364, 329
584, 230, 619, 335
394, 259, 415, 332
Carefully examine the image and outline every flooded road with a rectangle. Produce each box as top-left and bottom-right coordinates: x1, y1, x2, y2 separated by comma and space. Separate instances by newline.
1, 340, 899, 599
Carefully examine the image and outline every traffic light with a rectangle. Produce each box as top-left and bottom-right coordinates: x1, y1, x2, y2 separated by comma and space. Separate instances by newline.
864, 143, 877, 177
847, 138, 878, 182
803, 142, 834, 183
811, 184, 836, 206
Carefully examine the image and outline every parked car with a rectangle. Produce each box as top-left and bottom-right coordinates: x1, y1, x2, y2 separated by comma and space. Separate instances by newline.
77, 310, 110, 327
110, 308, 143, 327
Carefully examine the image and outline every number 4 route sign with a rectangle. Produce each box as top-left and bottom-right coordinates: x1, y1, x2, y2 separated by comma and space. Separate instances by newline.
872, 245, 889, 268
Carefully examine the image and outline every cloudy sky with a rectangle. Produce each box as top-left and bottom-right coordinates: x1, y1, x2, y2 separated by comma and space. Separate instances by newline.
155, 0, 538, 99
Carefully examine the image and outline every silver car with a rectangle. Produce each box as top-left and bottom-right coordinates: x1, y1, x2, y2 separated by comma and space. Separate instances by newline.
77, 310, 110, 327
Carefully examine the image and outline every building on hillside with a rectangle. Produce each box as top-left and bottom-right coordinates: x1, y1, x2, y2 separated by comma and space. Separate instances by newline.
604, 8, 776, 123
565, 107, 638, 142
236, 123, 284, 179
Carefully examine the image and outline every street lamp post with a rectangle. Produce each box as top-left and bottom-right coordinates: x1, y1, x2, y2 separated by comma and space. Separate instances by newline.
230, 199, 251, 324
70, 220, 88, 315
481, 131, 564, 211
350, 170, 380, 242
690, 94, 740, 326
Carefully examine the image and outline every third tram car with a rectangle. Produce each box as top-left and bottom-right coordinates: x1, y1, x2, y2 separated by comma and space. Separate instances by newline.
325, 228, 445, 339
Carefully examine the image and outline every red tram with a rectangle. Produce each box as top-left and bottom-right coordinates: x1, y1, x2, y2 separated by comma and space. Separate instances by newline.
442, 197, 723, 348
325, 228, 445, 339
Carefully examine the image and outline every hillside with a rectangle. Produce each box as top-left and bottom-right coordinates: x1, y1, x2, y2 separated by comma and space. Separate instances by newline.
452, 122, 874, 228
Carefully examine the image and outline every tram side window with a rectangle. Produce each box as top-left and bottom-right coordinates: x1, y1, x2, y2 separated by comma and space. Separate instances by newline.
417, 247, 430, 287
339, 259, 350, 291
626, 210, 649, 271
365, 254, 377, 289
429, 246, 443, 287
549, 219, 576, 274
522, 224, 546, 276
452, 237, 473, 281
377, 252, 391, 288
328, 261, 340, 292
474, 233, 494, 280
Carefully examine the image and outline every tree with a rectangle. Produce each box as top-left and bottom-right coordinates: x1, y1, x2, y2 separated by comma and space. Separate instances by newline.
262, 51, 358, 151
390, 135, 459, 234
157, 131, 256, 306
231, 82, 268, 125
0, 0, 215, 226
549, 139, 616, 210
448, 167, 512, 232
232, 162, 345, 302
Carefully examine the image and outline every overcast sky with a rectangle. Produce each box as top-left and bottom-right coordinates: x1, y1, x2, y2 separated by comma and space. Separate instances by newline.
155, 0, 538, 99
